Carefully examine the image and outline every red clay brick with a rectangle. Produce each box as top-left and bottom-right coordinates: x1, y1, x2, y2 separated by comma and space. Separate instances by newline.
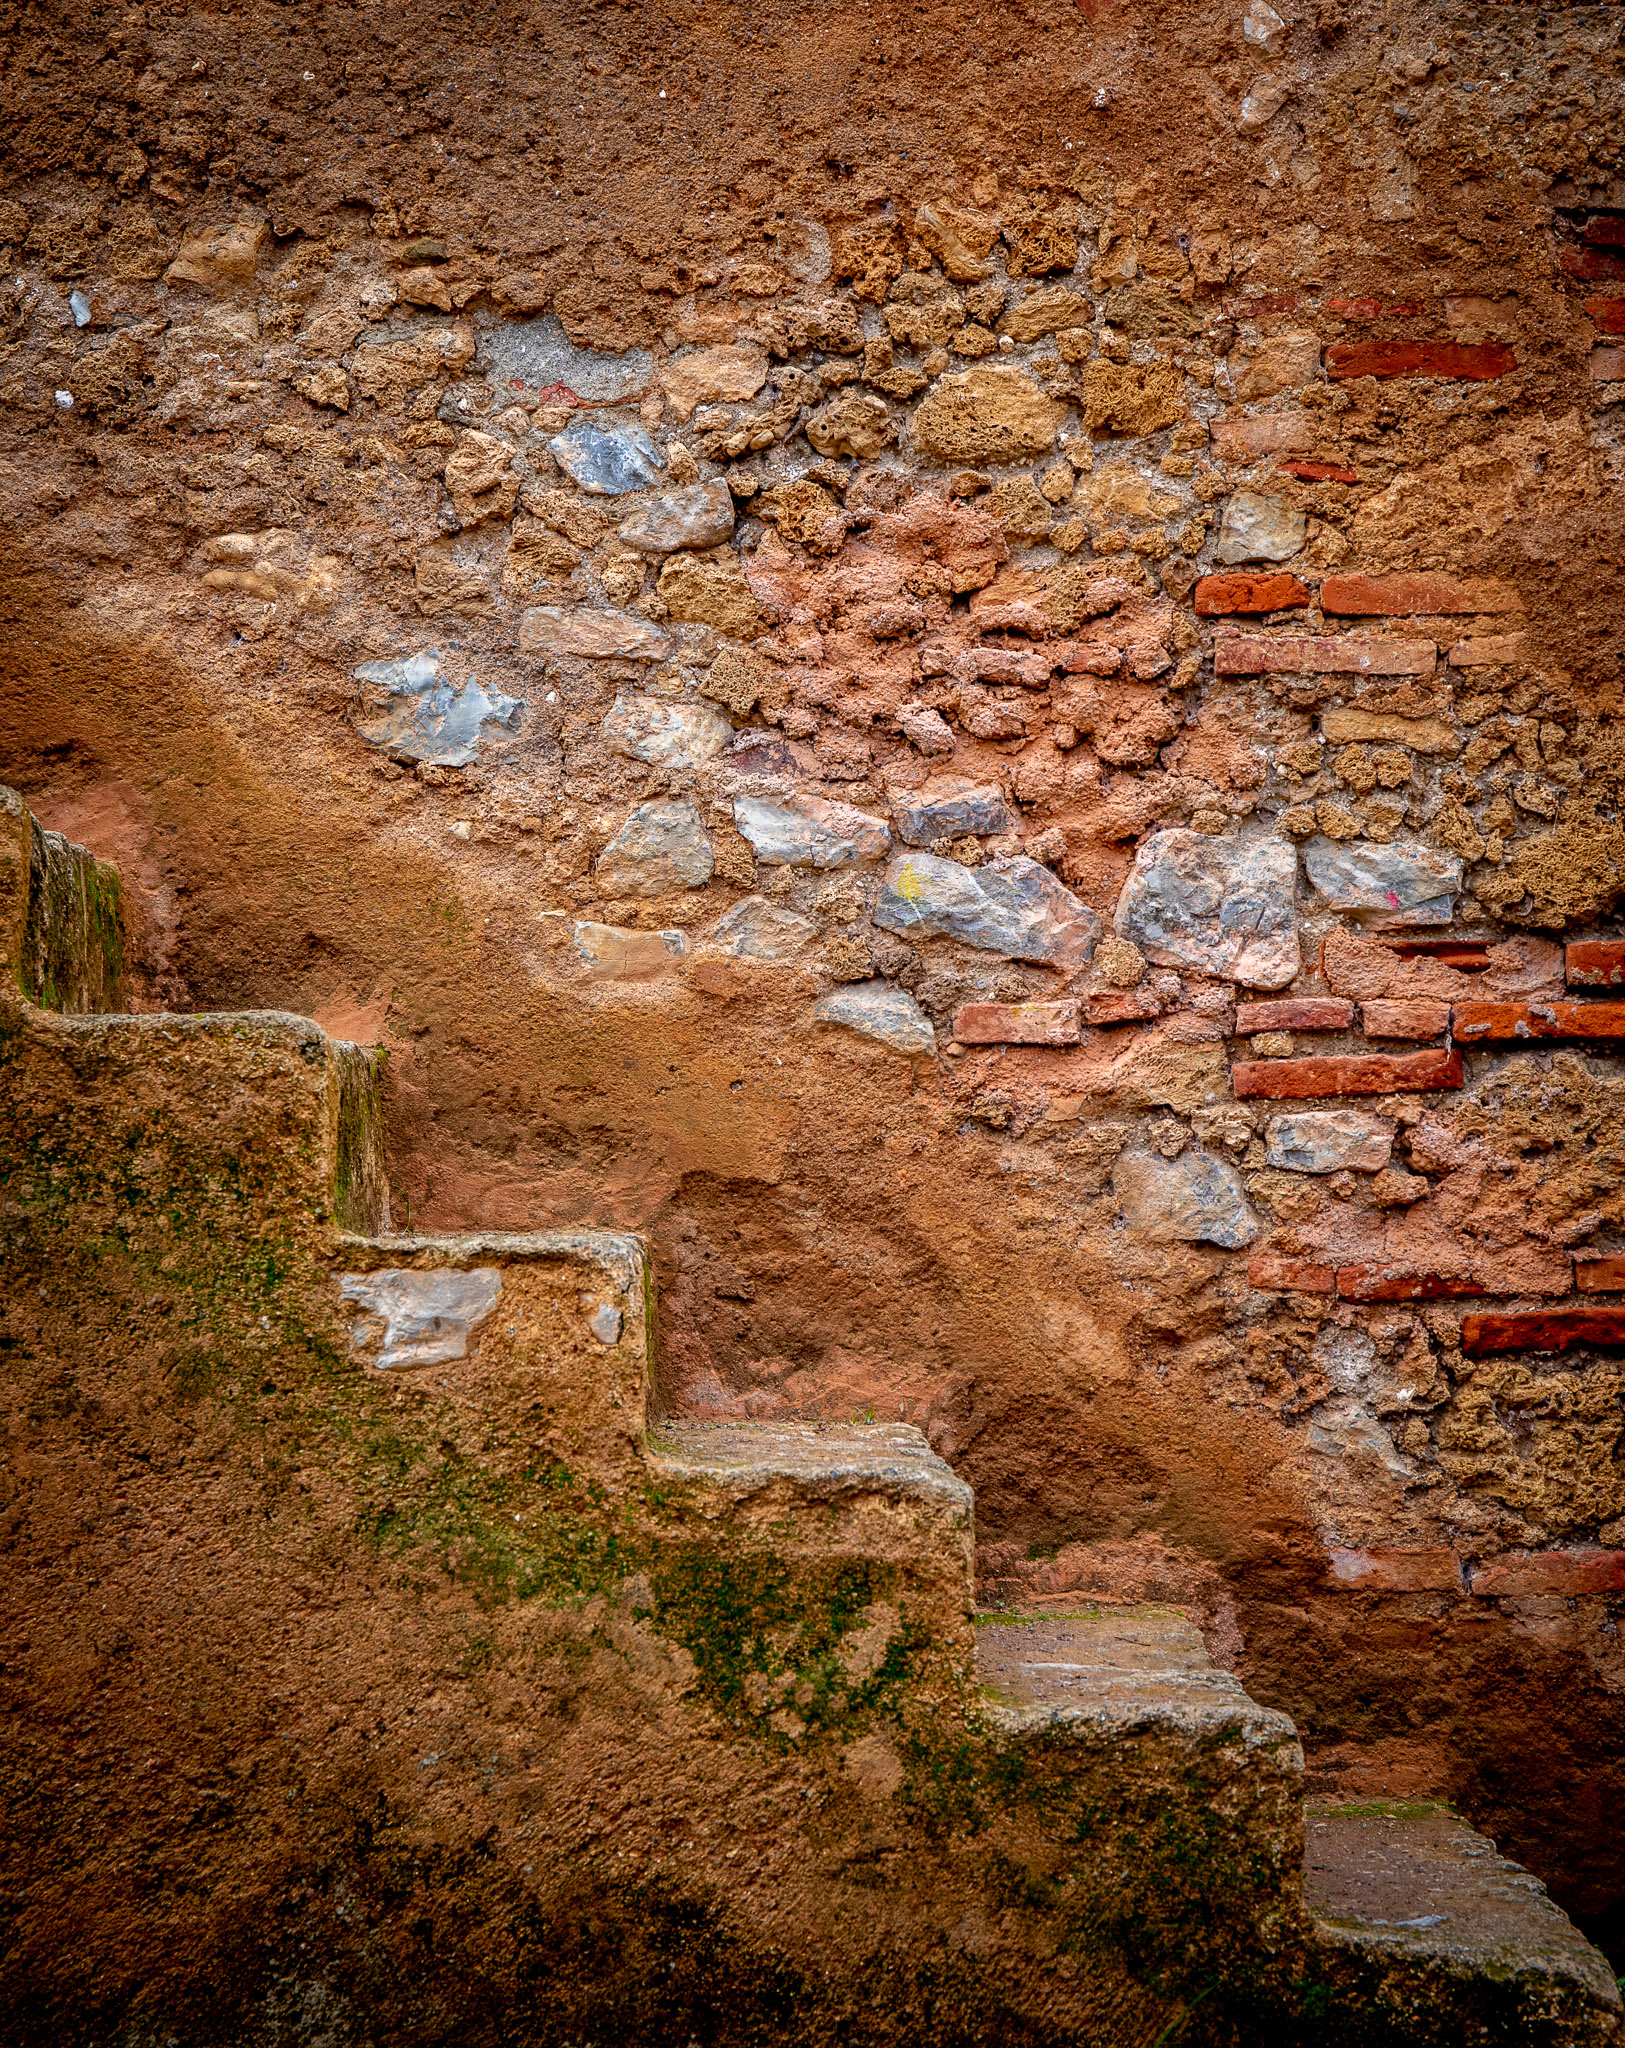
1582, 216, 1625, 247
1248, 1254, 1336, 1293
1447, 632, 1528, 667
1193, 572, 1312, 617
1575, 1256, 1625, 1294
1326, 340, 1516, 381
1222, 292, 1299, 317
1319, 573, 1523, 616
1214, 635, 1435, 677
1235, 998, 1353, 1033
1209, 414, 1315, 459
1462, 1307, 1625, 1357
954, 1000, 1080, 1046
1561, 245, 1625, 283
1453, 1000, 1625, 1044
1277, 459, 1361, 483
1566, 941, 1625, 989
1360, 999, 1451, 1040
1082, 989, 1163, 1026
1233, 1049, 1463, 1100
1326, 298, 1423, 320
1471, 1548, 1625, 1599
1593, 347, 1625, 384
1337, 1265, 1484, 1303
1587, 295, 1625, 335
1328, 1548, 1463, 1593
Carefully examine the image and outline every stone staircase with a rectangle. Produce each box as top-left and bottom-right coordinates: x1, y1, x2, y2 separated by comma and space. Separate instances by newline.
2, 778, 1619, 2047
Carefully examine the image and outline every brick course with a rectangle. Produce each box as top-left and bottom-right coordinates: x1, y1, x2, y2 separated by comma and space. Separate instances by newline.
1234, 998, 1353, 1033
1575, 1256, 1625, 1294
1461, 1307, 1625, 1357
1233, 1049, 1463, 1100
1247, 1254, 1336, 1293
1193, 572, 1311, 616
1566, 941, 1625, 988
954, 1000, 1081, 1046
1214, 635, 1436, 677
1360, 999, 1451, 1040
1453, 1001, 1625, 1044
1586, 295, 1625, 335
1471, 1548, 1625, 1598
1319, 573, 1523, 616
1328, 1547, 1464, 1593
1326, 340, 1516, 380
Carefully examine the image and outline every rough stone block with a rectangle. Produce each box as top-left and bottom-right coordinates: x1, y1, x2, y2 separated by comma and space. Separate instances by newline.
1214, 636, 1436, 677
1194, 572, 1311, 615
1208, 412, 1315, 459
1114, 1147, 1259, 1248
1327, 1548, 1464, 1593
602, 693, 732, 769
1235, 998, 1353, 1034
1592, 346, 1625, 383
616, 478, 736, 553
1462, 1308, 1625, 1357
1266, 1110, 1393, 1173
953, 1000, 1081, 1046
548, 420, 665, 494
1303, 840, 1462, 928
892, 778, 1014, 846
1576, 1256, 1625, 1294
706, 897, 815, 960
520, 607, 671, 659
1471, 1549, 1625, 1598
1566, 941, 1625, 988
1453, 1001, 1625, 1044
1213, 492, 1306, 565
1360, 999, 1450, 1040
1114, 830, 1299, 990
1319, 708, 1457, 754
1325, 341, 1516, 381
733, 793, 891, 868
1318, 573, 1523, 616
811, 980, 935, 1055
354, 651, 522, 767
573, 923, 688, 980
594, 800, 713, 896
1248, 1253, 1336, 1293
876, 851, 1101, 968
1234, 1049, 1464, 1099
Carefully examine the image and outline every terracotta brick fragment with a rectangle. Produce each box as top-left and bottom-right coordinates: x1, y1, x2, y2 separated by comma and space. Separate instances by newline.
1582, 215, 1625, 247
1593, 347, 1625, 384
1214, 635, 1436, 677
1082, 989, 1163, 1026
1471, 1548, 1625, 1599
1208, 413, 1315, 459
1277, 460, 1360, 483
1326, 299, 1423, 320
1575, 1256, 1625, 1294
1560, 245, 1625, 283
1337, 1265, 1484, 1303
1447, 632, 1527, 666
1586, 295, 1625, 335
1193, 572, 1311, 617
1453, 1000, 1625, 1044
1326, 341, 1516, 380
1319, 573, 1523, 617
1461, 1308, 1625, 1358
1567, 941, 1625, 988
1233, 1049, 1463, 1100
953, 1000, 1081, 1046
1328, 1548, 1464, 1593
1247, 1254, 1335, 1293
1360, 999, 1451, 1040
1234, 998, 1353, 1033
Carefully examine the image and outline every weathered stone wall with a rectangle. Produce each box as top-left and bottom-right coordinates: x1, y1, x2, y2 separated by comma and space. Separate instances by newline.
3, 0, 1625, 1964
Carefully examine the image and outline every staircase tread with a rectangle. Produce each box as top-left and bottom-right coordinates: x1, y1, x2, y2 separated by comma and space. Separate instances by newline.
973, 1606, 1299, 1745
646, 1419, 973, 1516
1305, 1801, 1622, 2007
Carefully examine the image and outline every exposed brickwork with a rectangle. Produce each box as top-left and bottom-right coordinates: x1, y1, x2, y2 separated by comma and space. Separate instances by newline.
1234, 998, 1353, 1033
1318, 573, 1523, 616
1587, 295, 1625, 334
953, 1000, 1080, 1046
1462, 1308, 1625, 1358
1360, 999, 1451, 1040
1326, 298, 1423, 320
1213, 635, 1437, 677
1593, 346, 1625, 383
1337, 1265, 1485, 1304
1560, 244, 1625, 283
1082, 989, 1164, 1027
1325, 340, 1517, 380
1448, 632, 1527, 666
1328, 1548, 1464, 1593
1575, 1256, 1625, 1294
1275, 460, 1360, 483
1193, 573, 1311, 617
1471, 1549, 1625, 1598
1567, 941, 1625, 987
1233, 1050, 1463, 1100
1453, 1001, 1625, 1044
1247, 1255, 1336, 1293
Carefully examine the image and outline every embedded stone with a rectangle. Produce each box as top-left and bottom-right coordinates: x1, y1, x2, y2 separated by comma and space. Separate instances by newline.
617, 479, 736, 554
549, 421, 666, 495
573, 923, 688, 980
707, 896, 816, 959
1209, 413, 1316, 459
602, 693, 733, 770
733, 793, 891, 869
1113, 831, 1299, 990
484, 313, 653, 401
519, 608, 672, 660
909, 366, 1066, 463
892, 778, 1015, 846
1113, 1149, 1260, 1248
952, 1000, 1081, 1046
1214, 492, 1307, 564
353, 649, 521, 767
811, 979, 935, 1055
660, 344, 770, 423
805, 390, 894, 459
897, 704, 956, 757
594, 800, 714, 896
1303, 839, 1462, 927
1265, 1110, 1394, 1174
339, 1268, 502, 1370
875, 852, 1101, 969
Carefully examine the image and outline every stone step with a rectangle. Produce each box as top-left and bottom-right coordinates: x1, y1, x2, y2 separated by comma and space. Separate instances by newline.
1306, 1800, 1622, 2045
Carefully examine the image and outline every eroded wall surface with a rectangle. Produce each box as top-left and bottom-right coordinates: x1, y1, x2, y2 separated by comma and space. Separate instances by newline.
3, 0, 1625, 1944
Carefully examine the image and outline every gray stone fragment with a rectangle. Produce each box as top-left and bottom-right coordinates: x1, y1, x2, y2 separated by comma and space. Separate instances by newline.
1114, 830, 1299, 989
708, 896, 816, 960
812, 979, 935, 1055
482, 313, 654, 402
595, 800, 714, 897
1215, 490, 1307, 564
733, 792, 891, 869
875, 851, 1100, 968
602, 692, 733, 769
892, 777, 1015, 846
549, 421, 666, 495
618, 478, 736, 553
1303, 838, 1462, 927
1266, 1110, 1394, 1174
353, 649, 521, 767
1113, 1149, 1259, 1248
340, 1267, 503, 1369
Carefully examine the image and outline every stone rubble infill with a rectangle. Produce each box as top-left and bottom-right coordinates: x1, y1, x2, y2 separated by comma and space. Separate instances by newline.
1303, 840, 1463, 927
1265, 1110, 1395, 1173
733, 792, 892, 868
1113, 830, 1299, 990
353, 650, 522, 767
519, 606, 672, 659
602, 692, 733, 769
645, 1419, 973, 1522
594, 800, 714, 897
1213, 490, 1307, 564
1305, 1802, 1620, 2038
617, 478, 737, 553
891, 778, 1015, 845
875, 851, 1101, 969
548, 419, 666, 493
811, 980, 935, 1055
1113, 1147, 1259, 1248
1453, 1001, 1625, 1043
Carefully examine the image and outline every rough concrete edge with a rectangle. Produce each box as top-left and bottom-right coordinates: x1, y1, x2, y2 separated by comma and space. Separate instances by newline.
644, 1426, 975, 1521
980, 1694, 1304, 1750
1311, 1916, 1623, 2023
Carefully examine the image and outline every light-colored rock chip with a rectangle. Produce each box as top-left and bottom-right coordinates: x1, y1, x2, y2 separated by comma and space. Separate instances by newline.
602, 693, 733, 769
812, 979, 936, 1055
573, 923, 688, 980
1266, 1111, 1395, 1174
1215, 491, 1307, 564
661, 344, 770, 423
595, 800, 714, 896
1114, 1150, 1260, 1247
1114, 831, 1299, 989
340, 1268, 503, 1369
520, 608, 671, 660
1303, 839, 1462, 926
708, 897, 817, 959
617, 479, 736, 554
875, 851, 1101, 969
734, 793, 891, 868
893, 778, 1015, 845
